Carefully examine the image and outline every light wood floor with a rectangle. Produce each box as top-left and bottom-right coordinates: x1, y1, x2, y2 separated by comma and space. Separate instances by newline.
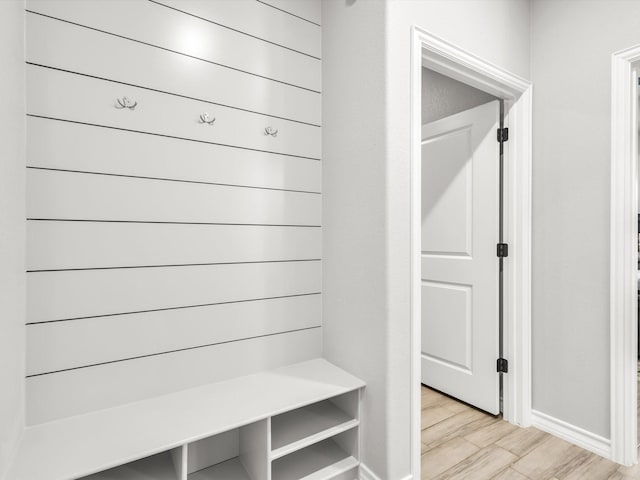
421, 386, 640, 480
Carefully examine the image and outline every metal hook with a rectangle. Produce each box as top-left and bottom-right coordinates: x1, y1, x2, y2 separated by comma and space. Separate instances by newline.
199, 113, 216, 125
115, 96, 138, 110
264, 126, 278, 137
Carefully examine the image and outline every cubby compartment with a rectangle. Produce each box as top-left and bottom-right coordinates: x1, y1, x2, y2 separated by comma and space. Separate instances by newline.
271, 429, 359, 480
271, 391, 359, 460
325, 468, 359, 480
79, 447, 184, 480
188, 458, 250, 480
187, 420, 269, 480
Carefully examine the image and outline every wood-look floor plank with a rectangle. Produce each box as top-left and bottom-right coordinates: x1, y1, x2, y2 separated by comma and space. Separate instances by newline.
617, 451, 640, 478
548, 446, 602, 479
494, 425, 549, 457
421, 405, 457, 429
464, 417, 519, 449
561, 453, 620, 480
422, 407, 498, 452
491, 467, 529, 480
511, 436, 588, 479
421, 437, 479, 479
608, 473, 637, 480
422, 386, 470, 414
433, 445, 517, 480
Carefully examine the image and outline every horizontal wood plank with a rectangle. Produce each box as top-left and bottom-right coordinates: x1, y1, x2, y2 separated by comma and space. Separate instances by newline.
151, 0, 321, 58
27, 169, 320, 226
27, 65, 320, 160
25, 328, 322, 425
26, 117, 320, 193
258, 0, 322, 25
27, 294, 321, 376
27, 260, 321, 323
26, 0, 320, 92
26, 13, 320, 126
27, 221, 321, 271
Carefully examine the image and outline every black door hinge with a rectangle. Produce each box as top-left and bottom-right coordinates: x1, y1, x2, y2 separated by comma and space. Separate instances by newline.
497, 243, 509, 258
497, 127, 509, 143
497, 358, 509, 373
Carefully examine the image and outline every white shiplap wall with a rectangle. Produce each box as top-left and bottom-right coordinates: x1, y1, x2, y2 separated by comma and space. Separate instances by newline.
25, 0, 321, 425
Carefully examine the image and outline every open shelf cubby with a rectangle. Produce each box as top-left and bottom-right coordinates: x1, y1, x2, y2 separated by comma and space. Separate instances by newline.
80, 449, 184, 480
271, 391, 359, 460
271, 429, 359, 480
188, 458, 251, 480
186, 421, 268, 480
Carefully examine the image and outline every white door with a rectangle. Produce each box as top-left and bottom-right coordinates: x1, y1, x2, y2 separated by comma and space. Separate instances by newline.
420, 100, 501, 415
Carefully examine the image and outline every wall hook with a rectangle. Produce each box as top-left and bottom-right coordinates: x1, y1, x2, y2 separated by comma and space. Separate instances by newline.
264, 126, 278, 137
199, 113, 216, 125
115, 96, 138, 110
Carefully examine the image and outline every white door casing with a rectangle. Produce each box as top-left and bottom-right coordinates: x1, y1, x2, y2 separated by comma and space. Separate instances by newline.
610, 45, 640, 466
421, 100, 501, 415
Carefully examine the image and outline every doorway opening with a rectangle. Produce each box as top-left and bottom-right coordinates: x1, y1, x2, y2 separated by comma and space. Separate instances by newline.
409, 28, 533, 478
419, 70, 503, 415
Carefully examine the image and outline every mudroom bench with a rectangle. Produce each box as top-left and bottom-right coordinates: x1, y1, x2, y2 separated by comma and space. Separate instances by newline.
8, 359, 365, 480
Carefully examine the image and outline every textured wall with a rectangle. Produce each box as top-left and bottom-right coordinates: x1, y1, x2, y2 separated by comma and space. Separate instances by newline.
422, 68, 497, 124
0, 0, 26, 476
322, 0, 392, 477
531, 0, 640, 438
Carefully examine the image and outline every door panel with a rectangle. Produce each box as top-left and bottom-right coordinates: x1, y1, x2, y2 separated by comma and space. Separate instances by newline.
421, 281, 472, 372
421, 127, 472, 257
421, 100, 500, 415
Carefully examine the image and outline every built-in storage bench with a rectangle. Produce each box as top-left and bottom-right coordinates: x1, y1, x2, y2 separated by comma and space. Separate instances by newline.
8, 359, 365, 480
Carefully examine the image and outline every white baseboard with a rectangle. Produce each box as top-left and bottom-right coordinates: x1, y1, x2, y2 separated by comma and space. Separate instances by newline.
531, 410, 611, 459
359, 463, 412, 480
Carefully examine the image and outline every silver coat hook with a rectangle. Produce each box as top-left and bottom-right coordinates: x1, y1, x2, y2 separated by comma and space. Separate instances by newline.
199, 113, 216, 125
264, 126, 278, 137
115, 96, 137, 110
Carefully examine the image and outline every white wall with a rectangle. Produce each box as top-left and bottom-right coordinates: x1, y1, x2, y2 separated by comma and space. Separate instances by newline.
24, 0, 322, 425
531, 0, 640, 439
0, 0, 26, 476
322, 0, 393, 477
323, 0, 530, 478
422, 68, 497, 124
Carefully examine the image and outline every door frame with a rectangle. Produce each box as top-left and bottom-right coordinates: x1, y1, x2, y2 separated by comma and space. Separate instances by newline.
410, 27, 533, 478
610, 44, 640, 467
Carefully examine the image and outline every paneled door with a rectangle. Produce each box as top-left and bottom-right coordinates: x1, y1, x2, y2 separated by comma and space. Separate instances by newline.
420, 100, 501, 415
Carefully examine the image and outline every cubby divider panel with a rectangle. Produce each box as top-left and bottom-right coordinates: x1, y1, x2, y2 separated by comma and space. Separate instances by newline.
171, 445, 188, 480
